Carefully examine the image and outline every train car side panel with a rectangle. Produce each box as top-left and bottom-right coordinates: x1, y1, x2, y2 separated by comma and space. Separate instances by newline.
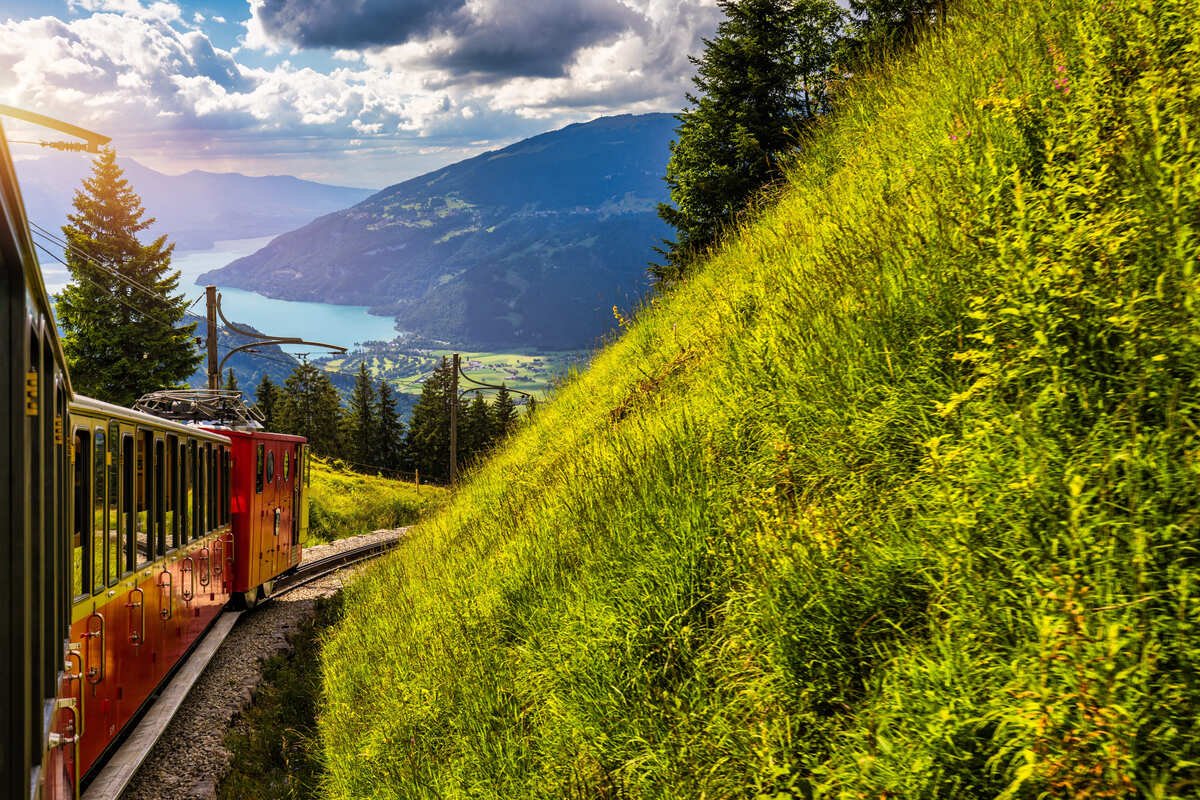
0, 120, 75, 800
65, 402, 233, 782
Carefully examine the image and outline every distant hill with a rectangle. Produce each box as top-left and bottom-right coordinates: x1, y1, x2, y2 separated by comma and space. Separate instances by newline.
201, 114, 677, 349
14, 153, 373, 251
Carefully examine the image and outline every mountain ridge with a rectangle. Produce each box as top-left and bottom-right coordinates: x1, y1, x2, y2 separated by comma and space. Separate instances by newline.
201, 113, 678, 350
14, 153, 374, 251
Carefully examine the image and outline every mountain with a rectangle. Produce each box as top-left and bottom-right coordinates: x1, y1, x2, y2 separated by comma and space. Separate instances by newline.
14, 153, 373, 250
201, 113, 677, 350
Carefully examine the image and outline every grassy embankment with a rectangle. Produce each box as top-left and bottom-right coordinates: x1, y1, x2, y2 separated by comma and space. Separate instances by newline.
306, 457, 447, 542
321, 0, 1200, 796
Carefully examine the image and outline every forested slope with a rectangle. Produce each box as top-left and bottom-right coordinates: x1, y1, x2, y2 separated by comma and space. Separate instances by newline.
320, 0, 1200, 796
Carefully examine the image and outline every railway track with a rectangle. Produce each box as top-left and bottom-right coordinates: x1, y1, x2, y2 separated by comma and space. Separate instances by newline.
83, 533, 402, 800
273, 535, 400, 596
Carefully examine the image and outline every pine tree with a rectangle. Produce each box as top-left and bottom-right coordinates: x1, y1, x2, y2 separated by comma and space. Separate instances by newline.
56, 148, 202, 404
492, 384, 518, 440
276, 362, 343, 457
846, 0, 942, 53
344, 363, 378, 470
254, 374, 279, 431
224, 368, 239, 392
460, 393, 494, 467
405, 357, 455, 483
375, 380, 405, 474
655, 0, 843, 282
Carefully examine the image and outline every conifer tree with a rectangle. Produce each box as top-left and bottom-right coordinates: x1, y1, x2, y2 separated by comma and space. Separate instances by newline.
224, 368, 239, 392
460, 393, 494, 467
344, 363, 378, 469
655, 0, 842, 282
56, 148, 201, 404
276, 362, 343, 457
405, 357, 455, 483
846, 0, 942, 52
254, 374, 279, 431
492, 384, 518, 440
375, 380, 405, 474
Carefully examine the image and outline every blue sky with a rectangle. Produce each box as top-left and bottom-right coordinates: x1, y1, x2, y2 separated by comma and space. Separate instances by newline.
0, 0, 721, 187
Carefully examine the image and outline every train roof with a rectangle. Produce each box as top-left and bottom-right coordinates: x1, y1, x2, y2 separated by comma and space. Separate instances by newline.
213, 427, 306, 444
0, 120, 72, 395
71, 393, 232, 443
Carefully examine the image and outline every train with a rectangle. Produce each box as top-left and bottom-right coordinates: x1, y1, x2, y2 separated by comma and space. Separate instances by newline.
1, 123, 311, 799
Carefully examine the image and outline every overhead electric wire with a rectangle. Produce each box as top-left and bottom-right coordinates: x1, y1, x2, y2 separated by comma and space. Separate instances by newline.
31, 241, 191, 332
29, 220, 178, 310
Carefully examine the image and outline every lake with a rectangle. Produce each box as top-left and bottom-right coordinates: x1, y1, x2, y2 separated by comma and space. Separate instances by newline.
45, 236, 400, 355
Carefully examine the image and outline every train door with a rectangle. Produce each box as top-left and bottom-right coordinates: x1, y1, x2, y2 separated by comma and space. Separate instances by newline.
289, 445, 300, 556
298, 444, 310, 545
265, 444, 282, 581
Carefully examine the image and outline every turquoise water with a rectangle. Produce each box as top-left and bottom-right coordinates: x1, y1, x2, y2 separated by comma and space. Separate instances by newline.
51, 236, 399, 355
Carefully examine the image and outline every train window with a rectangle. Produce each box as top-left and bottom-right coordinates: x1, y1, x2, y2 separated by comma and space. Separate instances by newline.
255, 444, 264, 494
221, 448, 231, 526
216, 446, 224, 526
180, 441, 190, 543
108, 422, 120, 586
166, 436, 179, 550
136, 430, 154, 567
283, 450, 290, 482
72, 429, 90, 600
93, 429, 106, 594
207, 444, 217, 532
266, 450, 275, 483
197, 442, 207, 536
187, 441, 195, 541
155, 439, 166, 557
122, 435, 134, 574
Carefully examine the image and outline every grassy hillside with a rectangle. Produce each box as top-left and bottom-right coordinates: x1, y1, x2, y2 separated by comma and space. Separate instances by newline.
319, 0, 1200, 796
307, 458, 447, 542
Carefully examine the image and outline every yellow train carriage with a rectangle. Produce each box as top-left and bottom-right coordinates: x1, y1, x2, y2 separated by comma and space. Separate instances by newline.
65, 396, 234, 784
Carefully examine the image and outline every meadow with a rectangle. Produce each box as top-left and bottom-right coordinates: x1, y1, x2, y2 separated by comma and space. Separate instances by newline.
318, 0, 1200, 796
306, 457, 447, 542
318, 344, 590, 400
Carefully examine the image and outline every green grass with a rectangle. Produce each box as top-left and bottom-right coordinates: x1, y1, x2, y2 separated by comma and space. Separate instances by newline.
319, 0, 1200, 797
306, 458, 448, 543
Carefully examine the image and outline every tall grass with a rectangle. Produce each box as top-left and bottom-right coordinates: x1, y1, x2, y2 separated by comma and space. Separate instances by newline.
306, 458, 447, 542
319, 0, 1200, 796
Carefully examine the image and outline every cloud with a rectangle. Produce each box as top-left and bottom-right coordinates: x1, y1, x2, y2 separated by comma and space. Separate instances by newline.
0, 2, 720, 185
248, 0, 459, 50
67, 0, 183, 24
248, 0, 682, 80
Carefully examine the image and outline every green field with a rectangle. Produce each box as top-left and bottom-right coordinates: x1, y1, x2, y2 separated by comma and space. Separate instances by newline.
318, 344, 591, 399
306, 457, 448, 542
317, 1, 1200, 797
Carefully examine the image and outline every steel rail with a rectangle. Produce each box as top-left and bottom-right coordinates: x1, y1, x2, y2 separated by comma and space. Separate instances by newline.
272, 536, 401, 596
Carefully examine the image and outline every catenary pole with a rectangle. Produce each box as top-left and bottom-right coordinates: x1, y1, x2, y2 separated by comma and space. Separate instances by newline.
450, 353, 459, 485
205, 285, 218, 389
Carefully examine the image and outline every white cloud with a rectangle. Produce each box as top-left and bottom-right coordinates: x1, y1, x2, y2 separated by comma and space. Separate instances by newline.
0, 1, 717, 184
68, 0, 183, 24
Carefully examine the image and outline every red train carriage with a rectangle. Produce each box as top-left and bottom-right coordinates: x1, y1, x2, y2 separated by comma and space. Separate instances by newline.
65, 396, 234, 782
217, 429, 308, 608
